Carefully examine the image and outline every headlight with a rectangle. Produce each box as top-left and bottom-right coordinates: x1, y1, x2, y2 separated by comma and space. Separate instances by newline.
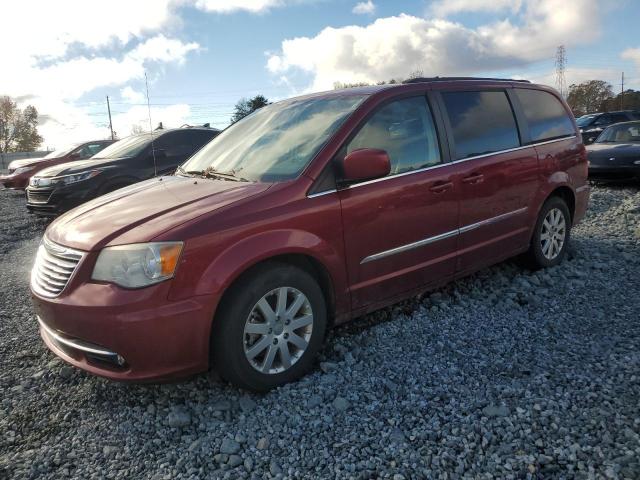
92, 242, 183, 288
634, 160, 640, 165
30, 170, 101, 188
13, 166, 35, 175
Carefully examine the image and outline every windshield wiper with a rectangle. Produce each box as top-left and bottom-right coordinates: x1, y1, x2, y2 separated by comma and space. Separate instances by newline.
176, 165, 194, 177
200, 166, 249, 182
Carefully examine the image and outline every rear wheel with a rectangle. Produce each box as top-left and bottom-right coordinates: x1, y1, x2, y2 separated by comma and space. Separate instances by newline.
524, 196, 571, 269
211, 262, 327, 392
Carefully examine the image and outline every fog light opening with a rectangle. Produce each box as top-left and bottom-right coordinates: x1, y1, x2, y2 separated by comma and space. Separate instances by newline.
116, 355, 126, 367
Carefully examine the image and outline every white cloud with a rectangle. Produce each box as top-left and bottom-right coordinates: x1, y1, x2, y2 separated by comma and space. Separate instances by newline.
193, 0, 284, 13
121, 86, 146, 104
353, 1, 375, 15
0, 1, 203, 147
430, 0, 523, 17
622, 47, 640, 68
128, 35, 200, 64
267, 0, 602, 91
112, 104, 192, 138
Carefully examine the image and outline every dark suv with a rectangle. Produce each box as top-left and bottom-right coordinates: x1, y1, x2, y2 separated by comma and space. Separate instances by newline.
26, 127, 219, 215
577, 110, 640, 145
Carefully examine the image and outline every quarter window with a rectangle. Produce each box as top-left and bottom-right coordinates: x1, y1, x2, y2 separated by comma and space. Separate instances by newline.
515, 89, 576, 142
442, 91, 520, 160
346, 96, 441, 176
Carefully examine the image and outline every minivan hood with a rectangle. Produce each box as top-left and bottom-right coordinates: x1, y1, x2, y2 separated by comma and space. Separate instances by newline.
36, 157, 121, 177
46, 175, 271, 251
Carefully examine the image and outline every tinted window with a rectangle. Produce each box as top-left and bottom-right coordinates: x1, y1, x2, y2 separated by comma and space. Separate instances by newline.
442, 91, 520, 159
347, 96, 441, 176
609, 113, 630, 124
155, 131, 195, 157
514, 89, 575, 142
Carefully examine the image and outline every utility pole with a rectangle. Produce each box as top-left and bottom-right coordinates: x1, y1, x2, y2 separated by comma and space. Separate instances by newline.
106, 96, 115, 140
555, 45, 566, 97
620, 72, 625, 110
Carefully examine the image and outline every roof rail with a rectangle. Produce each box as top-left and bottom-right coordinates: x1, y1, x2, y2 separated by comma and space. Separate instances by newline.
403, 76, 531, 84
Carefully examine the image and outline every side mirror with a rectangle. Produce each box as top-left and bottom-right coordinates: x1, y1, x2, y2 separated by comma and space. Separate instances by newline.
340, 148, 391, 184
69, 152, 81, 160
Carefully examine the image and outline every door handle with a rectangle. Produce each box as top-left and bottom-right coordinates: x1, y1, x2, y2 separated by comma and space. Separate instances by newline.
461, 173, 484, 184
429, 181, 453, 193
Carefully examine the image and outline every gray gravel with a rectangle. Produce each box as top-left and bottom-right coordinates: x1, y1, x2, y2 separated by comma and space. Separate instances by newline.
1, 184, 639, 479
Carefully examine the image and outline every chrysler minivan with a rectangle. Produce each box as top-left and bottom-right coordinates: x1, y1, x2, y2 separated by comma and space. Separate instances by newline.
31, 78, 590, 391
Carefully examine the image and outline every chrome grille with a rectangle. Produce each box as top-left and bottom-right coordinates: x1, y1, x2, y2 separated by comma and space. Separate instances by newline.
27, 189, 53, 204
31, 238, 84, 297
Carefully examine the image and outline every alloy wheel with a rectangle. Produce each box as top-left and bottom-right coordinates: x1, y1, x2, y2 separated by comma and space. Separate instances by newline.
243, 287, 314, 374
540, 207, 566, 260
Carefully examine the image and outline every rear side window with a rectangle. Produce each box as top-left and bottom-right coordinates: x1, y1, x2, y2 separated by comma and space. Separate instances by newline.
514, 89, 575, 142
442, 91, 520, 160
346, 96, 441, 176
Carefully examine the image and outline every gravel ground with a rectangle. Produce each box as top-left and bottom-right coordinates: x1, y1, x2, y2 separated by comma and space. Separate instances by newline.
1, 185, 639, 480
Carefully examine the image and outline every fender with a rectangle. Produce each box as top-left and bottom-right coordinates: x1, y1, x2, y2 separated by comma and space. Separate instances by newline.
180, 228, 351, 318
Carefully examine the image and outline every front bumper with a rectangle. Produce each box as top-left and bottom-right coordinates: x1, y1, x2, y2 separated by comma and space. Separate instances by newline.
0, 173, 29, 190
32, 278, 219, 382
25, 183, 94, 215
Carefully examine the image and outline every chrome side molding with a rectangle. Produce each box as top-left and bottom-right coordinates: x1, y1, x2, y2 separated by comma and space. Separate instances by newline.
360, 207, 528, 264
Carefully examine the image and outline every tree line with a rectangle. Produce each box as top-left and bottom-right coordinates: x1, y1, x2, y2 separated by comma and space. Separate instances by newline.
566, 80, 639, 117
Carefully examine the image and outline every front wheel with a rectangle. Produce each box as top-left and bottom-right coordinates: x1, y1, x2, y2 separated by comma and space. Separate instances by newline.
211, 262, 327, 392
524, 196, 571, 269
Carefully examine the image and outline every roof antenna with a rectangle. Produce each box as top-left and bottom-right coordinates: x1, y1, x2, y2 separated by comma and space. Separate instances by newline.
145, 71, 157, 177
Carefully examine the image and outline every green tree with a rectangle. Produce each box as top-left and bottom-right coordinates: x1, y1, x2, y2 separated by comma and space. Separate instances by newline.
566, 80, 614, 117
231, 95, 270, 124
600, 89, 640, 112
0, 96, 43, 153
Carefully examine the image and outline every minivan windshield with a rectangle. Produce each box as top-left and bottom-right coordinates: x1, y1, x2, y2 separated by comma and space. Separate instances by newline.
596, 121, 640, 143
576, 115, 596, 128
93, 134, 152, 159
180, 94, 366, 182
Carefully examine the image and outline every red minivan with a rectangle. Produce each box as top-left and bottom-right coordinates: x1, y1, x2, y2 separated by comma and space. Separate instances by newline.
31, 78, 590, 391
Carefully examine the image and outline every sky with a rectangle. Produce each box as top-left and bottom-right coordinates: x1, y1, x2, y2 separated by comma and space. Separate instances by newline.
2, 0, 640, 149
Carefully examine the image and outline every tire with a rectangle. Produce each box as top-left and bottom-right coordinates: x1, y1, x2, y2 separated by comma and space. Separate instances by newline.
211, 262, 327, 392
524, 196, 572, 270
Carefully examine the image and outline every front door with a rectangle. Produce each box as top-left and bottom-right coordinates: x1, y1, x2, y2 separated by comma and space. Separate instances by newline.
338, 95, 459, 311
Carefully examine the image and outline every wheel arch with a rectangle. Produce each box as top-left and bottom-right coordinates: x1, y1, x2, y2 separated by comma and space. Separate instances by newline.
546, 185, 576, 222
215, 252, 337, 327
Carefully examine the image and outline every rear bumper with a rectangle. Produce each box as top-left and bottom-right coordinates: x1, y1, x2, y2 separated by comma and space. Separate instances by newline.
574, 184, 590, 225
32, 281, 220, 382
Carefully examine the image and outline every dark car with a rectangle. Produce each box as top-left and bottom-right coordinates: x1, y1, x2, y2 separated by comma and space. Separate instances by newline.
25, 127, 219, 215
30, 78, 590, 391
577, 110, 640, 145
587, 121, 640, 180
0, 140, 114, 190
